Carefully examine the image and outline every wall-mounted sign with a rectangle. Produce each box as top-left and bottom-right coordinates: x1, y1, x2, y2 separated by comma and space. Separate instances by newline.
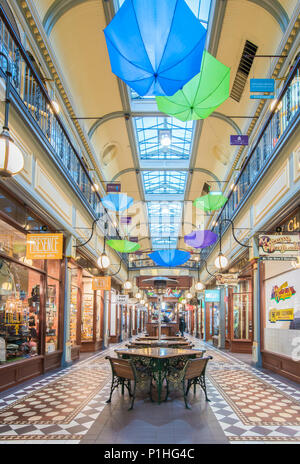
269, 308, 294, 323
271, 281, 296, 303
26, 233, 63, 260
230, 135, 248, 146
250, 78, 274, 99
106, 183, 121, 193
259, 234, 300, 257
120, 216, 132, 225
129, 236, 138, 242
205, 289, 220, 302
216, 273, 239, 286
92, 276, 111, 291
116, 294, 128, 305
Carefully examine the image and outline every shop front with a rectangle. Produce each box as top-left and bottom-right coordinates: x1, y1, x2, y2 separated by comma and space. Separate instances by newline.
261, 259, 300, 383
259, 209, 300, 383
0, 187, 64, 391
204, 288, 220, 345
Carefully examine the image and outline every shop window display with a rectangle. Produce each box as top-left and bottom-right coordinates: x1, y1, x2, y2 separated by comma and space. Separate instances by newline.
70, 266, 80, 347
81, 274, 94, 341
0, 259, 42, 363
264, 263, 300, 358
232, 280, 252, 340
45, 261, 61, 353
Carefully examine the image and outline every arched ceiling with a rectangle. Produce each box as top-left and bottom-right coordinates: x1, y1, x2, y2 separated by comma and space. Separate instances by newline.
23, 0, 299, 263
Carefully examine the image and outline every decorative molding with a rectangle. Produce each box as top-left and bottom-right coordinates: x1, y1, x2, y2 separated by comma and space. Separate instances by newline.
248, 0, 289, 33
253, 160, 290, 226
43, 0, 95, 36
35, 160, 73, 224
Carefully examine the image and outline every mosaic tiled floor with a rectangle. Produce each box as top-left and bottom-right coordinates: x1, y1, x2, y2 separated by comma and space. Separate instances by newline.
0, 336, 299, 444
189, 337, 300, 443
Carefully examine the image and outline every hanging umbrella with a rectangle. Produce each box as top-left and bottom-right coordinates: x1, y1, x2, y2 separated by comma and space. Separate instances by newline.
148, 249, 191, 267
104, 0, 206, 97
184, 230, 218, 248
101, 193, 133, 212
107, 239, 140, 253
156, 50, 230, 121
193, 191, 227, 212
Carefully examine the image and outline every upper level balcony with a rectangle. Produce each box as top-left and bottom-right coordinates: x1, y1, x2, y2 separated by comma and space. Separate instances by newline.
201, 53, 300, 264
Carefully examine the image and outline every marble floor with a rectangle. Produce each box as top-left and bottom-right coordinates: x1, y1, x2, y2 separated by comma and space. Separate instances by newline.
0, 336, 299, 444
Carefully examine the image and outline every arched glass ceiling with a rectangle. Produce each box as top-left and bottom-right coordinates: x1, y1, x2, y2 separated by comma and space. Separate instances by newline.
143, 171, 187, 195
113, 0, 213, 252
134, 117, 194, 160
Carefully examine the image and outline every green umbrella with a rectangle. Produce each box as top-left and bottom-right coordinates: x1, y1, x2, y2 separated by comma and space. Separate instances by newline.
193, 191, 227, 212
156, 51, 230, 121
106, 239, 141, 253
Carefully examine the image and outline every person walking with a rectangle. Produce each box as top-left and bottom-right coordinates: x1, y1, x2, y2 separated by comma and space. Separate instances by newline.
179, 315, 186, 337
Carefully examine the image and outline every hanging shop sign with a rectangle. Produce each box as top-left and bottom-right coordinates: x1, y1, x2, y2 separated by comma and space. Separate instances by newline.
106, 182, 121, 193
120, 216, 132, 225
92, 276, 111, 291
250, 78, 274, 99
216, 273, 239, 286
26, 233, 63, 260
230, 135, 248, 146
116, 294, 129, 305
205, 289, 220, 302
258, 234, 300, 257
271, 281, 296, 303
269, 308, 294, 323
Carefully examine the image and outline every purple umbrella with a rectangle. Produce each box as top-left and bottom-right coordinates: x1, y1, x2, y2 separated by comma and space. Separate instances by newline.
184, 230, 218, 249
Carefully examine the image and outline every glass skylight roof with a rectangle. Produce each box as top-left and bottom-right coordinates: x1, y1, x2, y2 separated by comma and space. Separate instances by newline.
134, 117, 193, 160
113, 0, 213, 255
143, 171, 187, 195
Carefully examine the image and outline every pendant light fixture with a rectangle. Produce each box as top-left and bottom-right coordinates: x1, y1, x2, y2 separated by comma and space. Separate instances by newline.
0, 53, 24, 177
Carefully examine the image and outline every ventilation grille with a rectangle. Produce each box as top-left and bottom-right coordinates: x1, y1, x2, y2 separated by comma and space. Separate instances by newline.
230, 40, 258, 102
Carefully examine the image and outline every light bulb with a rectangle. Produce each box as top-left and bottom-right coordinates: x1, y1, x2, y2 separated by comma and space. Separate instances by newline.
51, 100, 60, 113
135, 292, 141, 299
195, 281, 205, 291
215, 253, 228, 270
140, 299, 145, 305
124, 280, 132, 290
97, 253, 110, 269
0, 131, 24, 177
181, 299, 186, 305
186, 292, 192, 299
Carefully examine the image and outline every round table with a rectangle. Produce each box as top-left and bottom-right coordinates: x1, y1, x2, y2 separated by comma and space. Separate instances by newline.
116, 347, 204, 403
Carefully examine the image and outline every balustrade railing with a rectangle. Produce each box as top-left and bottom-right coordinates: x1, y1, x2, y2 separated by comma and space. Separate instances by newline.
0, 7, 126, 261
201, 54, 300, 263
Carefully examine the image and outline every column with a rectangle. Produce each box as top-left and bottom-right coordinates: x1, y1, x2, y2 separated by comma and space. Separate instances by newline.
218, 287, 226, 349
251, 237, 262, 366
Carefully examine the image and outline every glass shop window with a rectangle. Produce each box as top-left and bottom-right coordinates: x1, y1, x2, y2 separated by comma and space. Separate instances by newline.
0, 259, 42, 364
0, 218, 44, 270
81, 274, 94, 341
232, 280, 252, 340
70, 265, 80, 347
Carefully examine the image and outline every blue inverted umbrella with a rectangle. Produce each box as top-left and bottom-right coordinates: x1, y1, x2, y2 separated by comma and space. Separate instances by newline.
148, 249, 191, 267
101, 193, 133, 212
104, 0, 207, 96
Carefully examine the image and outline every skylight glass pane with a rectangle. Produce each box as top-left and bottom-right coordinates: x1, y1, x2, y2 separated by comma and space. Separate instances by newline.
143, 171, 187, 195
134, 117, 193, 160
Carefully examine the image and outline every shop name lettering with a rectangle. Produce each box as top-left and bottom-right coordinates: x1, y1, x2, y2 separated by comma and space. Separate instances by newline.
271, 282, 296, 303
259, 235, 300, 253
29, 237, 60, 253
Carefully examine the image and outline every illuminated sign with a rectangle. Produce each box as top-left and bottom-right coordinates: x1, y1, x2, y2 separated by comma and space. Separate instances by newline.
205, 289, 220, 302
259, 234, 300, 257
26, 234, 63, 260
269, 308, 294, 323
92, 276, 111, 291
271, 282, 296, 303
